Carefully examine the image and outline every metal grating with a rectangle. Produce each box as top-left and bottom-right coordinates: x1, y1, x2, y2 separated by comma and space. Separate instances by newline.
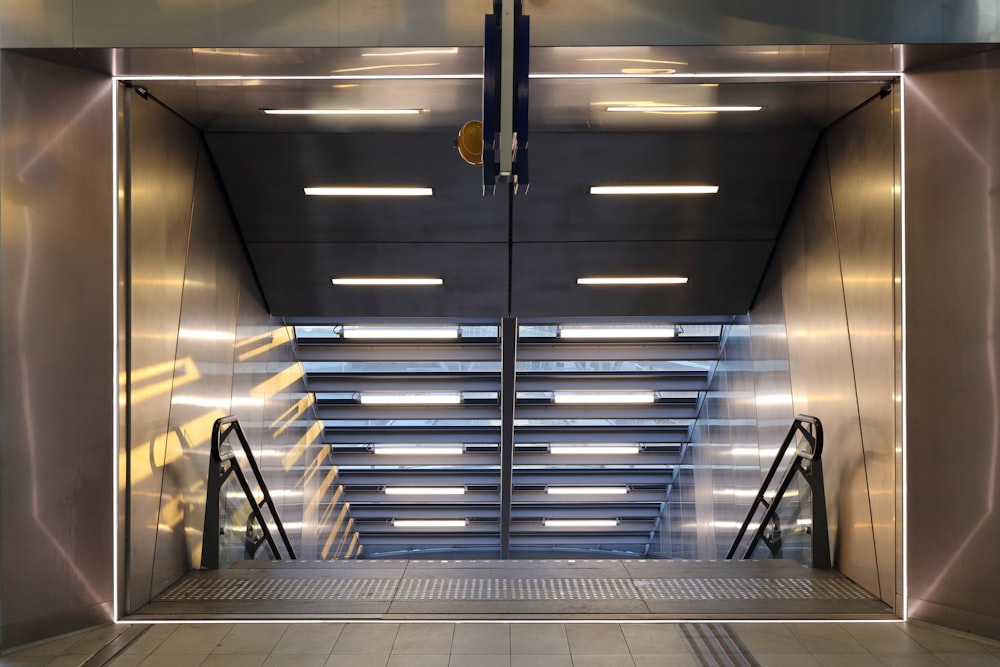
633, 577, 874, 601
395, 577, 640, 600
159, 577, 399, 601
156, 574, 873, 603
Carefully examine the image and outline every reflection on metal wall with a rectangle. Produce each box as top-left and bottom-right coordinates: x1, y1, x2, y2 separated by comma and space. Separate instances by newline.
748, 90, 899, 605
905, 50, 1000, 639
125, 88, 342, 612
0, 52, 114, 648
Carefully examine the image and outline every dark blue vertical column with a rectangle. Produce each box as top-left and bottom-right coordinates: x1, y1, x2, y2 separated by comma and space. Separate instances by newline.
500, 316, 517, 558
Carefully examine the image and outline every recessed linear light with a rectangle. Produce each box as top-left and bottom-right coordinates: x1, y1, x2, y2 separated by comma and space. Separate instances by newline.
553, 392, 655, 404
559, 326, 676, 339
577, 277, 688, 285
263, 108, 423, 115
384, 487, 466, 495
373, 445, 464, 456
360, 393, 461, 405
331, 278, 443, 286
543, 519, 619, 528
392, 519, 468, 528
546, 486, 629, 495
605, 105, 763, 113
342, 327, 458, 339
305, 187, 433, 196
590, 185, 718, 195
550, 445, 641, 455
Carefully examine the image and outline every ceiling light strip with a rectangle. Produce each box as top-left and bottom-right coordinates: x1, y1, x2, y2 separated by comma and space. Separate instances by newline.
359, 393, 461, 405
331, 278, 443, 286
558, 327, 675, 339
372, 446, 464, 456
590, 185, 718, 195
546, 486, 629, 495
553, 392, 655, 404
605, 105, 762, 112
549, 445, 641, 455
543, 519, 620, 527
305, 187, 433, 196
391, 519, 468, 528
342, 327, 458, 339
384, 487, 466, 495
577, 277, 688, 285
263, 108, 423, 115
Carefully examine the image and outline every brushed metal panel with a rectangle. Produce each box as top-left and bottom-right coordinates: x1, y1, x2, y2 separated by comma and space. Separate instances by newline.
0, 0, 72, 47
825, 91, 897, 605
126, 88, 200, 609
0, 52, 113, 647
904, 51, 1000, 639
774, 140, 880, 597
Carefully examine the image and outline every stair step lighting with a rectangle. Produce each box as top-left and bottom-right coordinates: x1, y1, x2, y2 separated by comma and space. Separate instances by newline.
543, 519, 619, 527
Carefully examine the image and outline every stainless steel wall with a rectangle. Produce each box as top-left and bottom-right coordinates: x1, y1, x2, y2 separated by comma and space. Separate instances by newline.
905, 49, 1000, 639
124, 87, 350, 612
1, 1, 998, 49
0, 52, 114, 648
745, 90, 900, 606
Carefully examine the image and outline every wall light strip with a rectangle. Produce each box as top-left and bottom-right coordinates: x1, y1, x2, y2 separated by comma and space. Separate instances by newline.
559, 327, 675, 339
342, 327, 458, 339
590, 185, 718, 195
332, 278, 443, 286
546, 486, 629, 495
543, 519, 619, 527
392, 519, 468, 528
306, 187, 433, 196
384, 487, 466, 495
577, 277, 688, 285
373, 446, 464, 456
605, 105, 763, 112
360, 393, 461, 405
549, 445, 641, 455
553, 392, 655, 404
263, 108, 423, 115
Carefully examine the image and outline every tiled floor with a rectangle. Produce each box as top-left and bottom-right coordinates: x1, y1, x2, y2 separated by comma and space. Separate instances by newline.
2, 620, 999, 667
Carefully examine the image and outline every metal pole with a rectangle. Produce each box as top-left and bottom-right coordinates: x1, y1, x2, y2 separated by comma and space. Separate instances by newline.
500, 316, 517, 558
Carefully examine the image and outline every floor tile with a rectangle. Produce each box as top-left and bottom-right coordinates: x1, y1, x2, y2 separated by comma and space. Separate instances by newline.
263, 654, 328, 667
0, 658, 51, 667
735, 623, 809, 654
8, 634, 84, 657
448, 655, 510, 667
900, 624, 998, 654
387, 655, 449, 667
332, 624, 400, 655
450, 624, 510, 655
212, 624, 287, 654
513, 654, 573, 667
132, 654, 208, 667
569, 655, 636, 667
755, 655, 823, 667
122, 625, 177, 654
272, 623, 343, 655
392, 623, 454, 654
41, 656, 100, 667
934, 654, 1000, 666
632, 653, 698, 667
510, 623, 569, 654
565, 624, 629, 655
106, 655, 146, 667
787, 623, 868, 654
65, 625, 129, 654
842, 623, 930, 654
153, 624, 232, 654
621, 624, 687, 654
813, 654, 886, 666
875, 654, 947, 666
199, 654, 266, 667
323, 655, 389, 667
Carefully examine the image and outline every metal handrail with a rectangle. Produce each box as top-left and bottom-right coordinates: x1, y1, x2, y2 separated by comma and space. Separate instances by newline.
726, 414, 830, 567
202, 415, 296, 568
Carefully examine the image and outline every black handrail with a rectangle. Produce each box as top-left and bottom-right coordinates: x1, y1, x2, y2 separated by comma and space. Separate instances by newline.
202, 415, 296, 568
726, 414, 830, 568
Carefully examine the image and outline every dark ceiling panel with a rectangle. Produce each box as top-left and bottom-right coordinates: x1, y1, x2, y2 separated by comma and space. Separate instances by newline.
249, 241, 509, 319
510, 240, 773, 317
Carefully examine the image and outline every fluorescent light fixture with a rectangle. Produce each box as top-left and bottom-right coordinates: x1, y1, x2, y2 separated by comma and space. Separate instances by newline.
305, 187, 433, 196
605, 105, 762, 112
577, 276, 689, 285
331, 277, 443, 286
559, 326, 676, 339
360, 393, 461, 405
342, 326, 458, 339
553, 392, 654, 404
373, 445, 464, 455
590, 185, 718, 195
546, 486, 629, 495
392, 519, 468, 528
263, 108, 422, 115
550, 445, 641, 455
362, 48, 459, 57
543, 519, 619, 528
384, 486, 466, 495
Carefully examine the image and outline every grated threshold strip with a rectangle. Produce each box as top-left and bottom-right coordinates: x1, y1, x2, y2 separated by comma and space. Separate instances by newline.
679, 623, 761, 667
